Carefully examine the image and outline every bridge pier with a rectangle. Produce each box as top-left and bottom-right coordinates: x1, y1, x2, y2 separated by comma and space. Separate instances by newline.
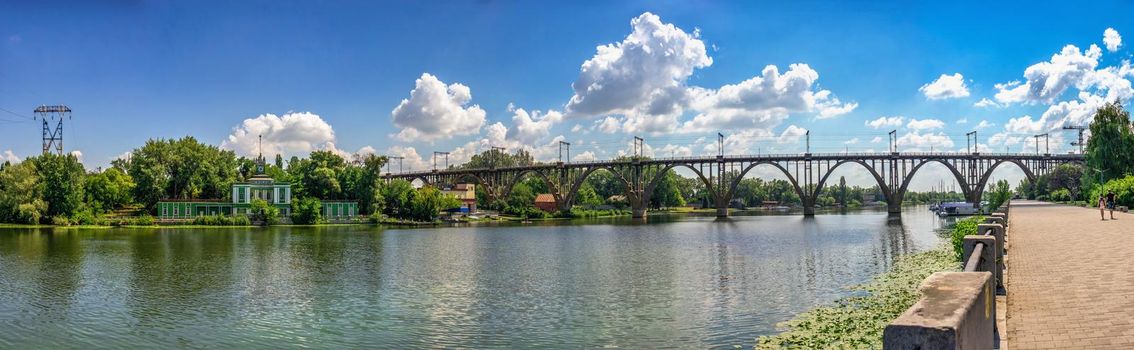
888, 199, 902, 214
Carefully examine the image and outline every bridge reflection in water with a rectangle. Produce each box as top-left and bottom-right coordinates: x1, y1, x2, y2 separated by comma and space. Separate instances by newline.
385, 152, 1083, 218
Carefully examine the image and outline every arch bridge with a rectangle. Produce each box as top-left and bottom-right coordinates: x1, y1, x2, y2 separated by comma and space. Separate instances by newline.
383, 152, 1084, 218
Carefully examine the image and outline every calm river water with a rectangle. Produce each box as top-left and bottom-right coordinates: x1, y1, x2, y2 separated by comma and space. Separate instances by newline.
0, 206, 953, 349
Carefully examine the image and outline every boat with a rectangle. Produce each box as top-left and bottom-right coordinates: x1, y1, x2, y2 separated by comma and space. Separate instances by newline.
936, 202, 980, 216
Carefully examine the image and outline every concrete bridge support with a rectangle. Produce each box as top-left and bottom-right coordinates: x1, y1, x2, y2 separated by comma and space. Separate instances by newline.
887, 198, 902, 214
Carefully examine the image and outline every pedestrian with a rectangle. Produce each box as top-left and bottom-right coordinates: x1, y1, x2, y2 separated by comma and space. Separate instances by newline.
1099, 194, 1107, 220
1107, 190, 1117, 220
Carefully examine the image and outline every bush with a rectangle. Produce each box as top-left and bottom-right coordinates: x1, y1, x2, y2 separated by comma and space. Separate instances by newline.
191, 214, 250, 226
1088, 175, 1134, 209
71, 208, 97, 225
291, 198, 322, 225
132, 215, 156, 226
1050, 188, 1072, 202
250, 199, 280, 225
950, 216, 985, 262
51, 216, 72, 226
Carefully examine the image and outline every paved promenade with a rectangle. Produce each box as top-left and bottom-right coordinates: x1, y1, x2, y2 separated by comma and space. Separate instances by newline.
1008, 201, 1134, 349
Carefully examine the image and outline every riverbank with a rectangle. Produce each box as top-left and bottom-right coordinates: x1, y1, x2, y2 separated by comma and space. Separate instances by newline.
755, 244, 958, 349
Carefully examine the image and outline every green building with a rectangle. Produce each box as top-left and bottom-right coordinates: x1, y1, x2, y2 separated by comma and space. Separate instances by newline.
157, 156, 357, 222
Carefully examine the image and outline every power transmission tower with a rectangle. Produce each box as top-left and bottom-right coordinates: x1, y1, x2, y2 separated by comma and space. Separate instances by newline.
34, 105, 71, 155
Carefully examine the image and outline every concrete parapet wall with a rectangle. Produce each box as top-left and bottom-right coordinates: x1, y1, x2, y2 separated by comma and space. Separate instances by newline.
884, 272, 995, 349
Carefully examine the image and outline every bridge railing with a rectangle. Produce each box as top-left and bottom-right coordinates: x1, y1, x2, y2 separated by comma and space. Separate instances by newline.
883, 202, 1010, 348
382, 152, 1083, 177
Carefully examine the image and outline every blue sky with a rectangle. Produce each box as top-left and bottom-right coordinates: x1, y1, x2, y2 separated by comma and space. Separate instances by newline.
1, 1, 1132, 187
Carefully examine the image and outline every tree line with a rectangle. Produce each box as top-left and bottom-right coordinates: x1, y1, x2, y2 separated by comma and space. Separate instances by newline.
0, 136, 461, 225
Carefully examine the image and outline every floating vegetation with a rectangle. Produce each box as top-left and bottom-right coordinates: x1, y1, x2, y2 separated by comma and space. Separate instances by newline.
755, 245, 958, 349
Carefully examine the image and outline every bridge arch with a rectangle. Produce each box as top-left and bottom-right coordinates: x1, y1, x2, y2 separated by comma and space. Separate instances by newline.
498, 168, 559, 204
896, 159, 971, 204
812, 159, 893, 204
976, 159, 1037, 190
641, 163, 717, 209
726, 161, 808, 210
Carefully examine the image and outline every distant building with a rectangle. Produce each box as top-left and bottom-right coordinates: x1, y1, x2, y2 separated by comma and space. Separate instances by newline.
157, 155, 357, 222
534, 193, 557, 212
441, 183, 477, 213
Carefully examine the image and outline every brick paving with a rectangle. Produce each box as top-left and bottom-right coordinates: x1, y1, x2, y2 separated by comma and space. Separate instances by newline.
1007, 201, 1134, 349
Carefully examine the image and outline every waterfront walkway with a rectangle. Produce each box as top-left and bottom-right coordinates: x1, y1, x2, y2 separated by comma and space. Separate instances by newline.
1008, 201, 1134, 349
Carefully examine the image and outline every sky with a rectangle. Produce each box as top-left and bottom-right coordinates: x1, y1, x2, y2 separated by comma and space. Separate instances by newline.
2, 0, 1132, 190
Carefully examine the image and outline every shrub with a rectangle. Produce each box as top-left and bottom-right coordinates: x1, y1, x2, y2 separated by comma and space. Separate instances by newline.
1050, 188, 1072, 202
950, 216, 984, 262
191, 214, 252, 226
51, 216, 72, 226
133, 215, 156, 226
71, 208, 97, 225
291, 198, 322, 225
1088, 175, 1134, 209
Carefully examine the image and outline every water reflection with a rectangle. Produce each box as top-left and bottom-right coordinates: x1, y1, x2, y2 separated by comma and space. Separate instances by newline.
0, 206, 949, 348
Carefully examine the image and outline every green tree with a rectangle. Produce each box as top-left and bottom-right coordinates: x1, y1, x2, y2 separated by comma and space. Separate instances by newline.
0, 161, 47, 224
31, 153, 86, 218
985, 179, 1012, 211
1085, 100, 1134, 189
250, 198, 279, 225
291, 197, 322, 224
380, 179, 416, 218
126, 137, 240, 209
575, 183, 603, 207
409, 187, 461, 221
84, 167, 135, 214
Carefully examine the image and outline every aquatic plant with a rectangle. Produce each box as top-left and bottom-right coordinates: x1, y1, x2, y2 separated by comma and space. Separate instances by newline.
755, 245, 958, 349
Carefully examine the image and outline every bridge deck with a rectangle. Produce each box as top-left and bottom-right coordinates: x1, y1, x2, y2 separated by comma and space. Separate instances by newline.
1008, 201, 1134, 349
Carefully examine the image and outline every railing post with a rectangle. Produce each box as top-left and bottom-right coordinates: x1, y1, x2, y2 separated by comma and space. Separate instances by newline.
990, 212, 1007, 227
963, 235, 999, 292
976, 224, 1006, 294
883, 272, 995, 349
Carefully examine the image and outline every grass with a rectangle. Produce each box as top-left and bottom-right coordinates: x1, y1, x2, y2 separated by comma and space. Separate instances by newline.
755, 244, 958, 349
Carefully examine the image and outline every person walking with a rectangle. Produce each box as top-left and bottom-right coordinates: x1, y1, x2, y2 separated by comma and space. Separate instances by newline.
1107, 190, 1117, 220
1099, 194, 1107, 220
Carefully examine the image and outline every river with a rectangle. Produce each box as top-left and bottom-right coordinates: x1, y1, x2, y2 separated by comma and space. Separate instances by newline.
0, 205, 954, 349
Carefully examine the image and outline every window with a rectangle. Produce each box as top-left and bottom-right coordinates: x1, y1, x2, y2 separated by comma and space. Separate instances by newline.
174, 206, 179, 216
162, 205, 167, 217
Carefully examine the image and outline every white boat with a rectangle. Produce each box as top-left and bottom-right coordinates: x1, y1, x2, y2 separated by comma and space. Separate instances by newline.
936, 202, 980, 216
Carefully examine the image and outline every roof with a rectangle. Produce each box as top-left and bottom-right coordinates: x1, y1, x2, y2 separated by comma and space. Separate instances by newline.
534, 194, 556, 203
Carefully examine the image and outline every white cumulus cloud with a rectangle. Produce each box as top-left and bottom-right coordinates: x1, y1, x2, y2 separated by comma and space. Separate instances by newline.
994, 44, 1102, 104
684, 64, 857, 132
973, 98, 1001, 108
507, 105, 564, 144
1105, 28, 1122, 52
865, 116, 905, 129
565, 12, 710, 128
776, 125, 808, 144
391, 73, 486, 142
919, 73, 970, 100
222, 112, 343, 159
3, 150, 20, 164
906, 118, 945, 130
897, 132, 954, 151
